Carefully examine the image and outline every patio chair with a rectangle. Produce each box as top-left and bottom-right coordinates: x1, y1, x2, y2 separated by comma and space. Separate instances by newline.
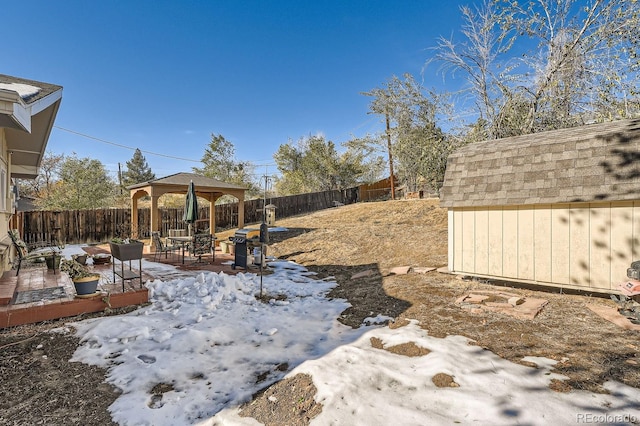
7, 230, 51, 276
152, 232, 180, 262
189, 233, 215, 264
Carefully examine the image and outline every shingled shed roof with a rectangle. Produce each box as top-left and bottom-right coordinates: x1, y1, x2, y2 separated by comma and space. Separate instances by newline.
440, 119, 640, 208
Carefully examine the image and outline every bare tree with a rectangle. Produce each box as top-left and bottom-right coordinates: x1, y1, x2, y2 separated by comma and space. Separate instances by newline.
17, 152, 65, 201
504, 0, 640, 129
430, 0, 519, 139
430, 0, 640, 138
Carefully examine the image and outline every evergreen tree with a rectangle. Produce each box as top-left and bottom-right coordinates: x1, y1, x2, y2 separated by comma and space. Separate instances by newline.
121, 148, 155, 187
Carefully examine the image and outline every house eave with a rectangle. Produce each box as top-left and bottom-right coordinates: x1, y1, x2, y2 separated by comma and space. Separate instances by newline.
4, 88, 63, 180
10, 164, 40, 180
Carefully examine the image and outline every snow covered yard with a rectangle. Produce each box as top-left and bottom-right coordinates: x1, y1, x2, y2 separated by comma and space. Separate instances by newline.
59, 258, 640, 425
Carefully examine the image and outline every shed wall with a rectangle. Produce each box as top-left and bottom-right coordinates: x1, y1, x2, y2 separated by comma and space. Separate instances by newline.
449, 201, 640, 292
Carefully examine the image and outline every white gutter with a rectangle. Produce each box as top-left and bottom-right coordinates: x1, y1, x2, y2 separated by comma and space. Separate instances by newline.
29, 89, 63, 116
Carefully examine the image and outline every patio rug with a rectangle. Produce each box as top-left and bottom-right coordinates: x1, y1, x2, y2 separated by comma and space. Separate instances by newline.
13, 286, 67, 304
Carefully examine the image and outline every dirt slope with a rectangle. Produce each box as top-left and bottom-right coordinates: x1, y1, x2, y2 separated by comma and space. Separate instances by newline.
240, 199, 640, 424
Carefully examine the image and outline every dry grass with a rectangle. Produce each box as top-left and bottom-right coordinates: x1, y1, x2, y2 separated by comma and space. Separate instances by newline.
239, 199, 639, 425
260, 199, 640, 393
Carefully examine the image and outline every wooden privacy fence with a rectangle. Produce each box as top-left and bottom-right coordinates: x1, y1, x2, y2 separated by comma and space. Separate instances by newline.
15, 188, 359, 245
359, 177, 394, 202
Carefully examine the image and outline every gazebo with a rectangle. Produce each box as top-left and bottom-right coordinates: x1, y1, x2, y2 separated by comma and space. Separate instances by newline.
127, 172, 246, 240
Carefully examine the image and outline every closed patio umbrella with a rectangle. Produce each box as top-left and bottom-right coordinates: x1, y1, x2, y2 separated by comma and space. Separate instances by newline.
183, 180, 198, 236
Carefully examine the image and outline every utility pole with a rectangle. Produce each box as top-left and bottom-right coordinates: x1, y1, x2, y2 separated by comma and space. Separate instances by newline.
118, 162, 123, 195
262, 170, 271, 224
386, 113, 395, 200
263, 174, 267, 223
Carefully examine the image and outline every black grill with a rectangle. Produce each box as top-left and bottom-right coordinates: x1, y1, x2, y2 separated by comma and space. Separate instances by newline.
231, 226, 270, 270
231, 229, 252, 270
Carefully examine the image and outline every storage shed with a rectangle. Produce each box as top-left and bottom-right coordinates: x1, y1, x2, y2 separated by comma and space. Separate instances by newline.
440, 119, 640, 294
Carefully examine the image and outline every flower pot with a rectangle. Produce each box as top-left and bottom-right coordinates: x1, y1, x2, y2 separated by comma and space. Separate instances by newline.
73, 275, 99, 295
72, 254, 88, 265
45, 255, 62, 270
92, 254, 111, 265
219, 240, 229, 254
110, 242, 144, 261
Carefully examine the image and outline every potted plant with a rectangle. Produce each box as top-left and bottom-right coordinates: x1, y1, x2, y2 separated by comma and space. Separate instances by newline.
71, 253, 88, 265
109, 237, 144, 261
42, 241, 65, 270
43, 250, 62, 270
60, 258, 100, 295
92, 253, 112, 265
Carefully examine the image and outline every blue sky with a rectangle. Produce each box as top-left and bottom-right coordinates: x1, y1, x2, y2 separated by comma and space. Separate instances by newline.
4, 0, 468, 181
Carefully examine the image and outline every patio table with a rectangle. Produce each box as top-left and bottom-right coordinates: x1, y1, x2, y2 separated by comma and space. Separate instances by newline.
166, 236, 193, 264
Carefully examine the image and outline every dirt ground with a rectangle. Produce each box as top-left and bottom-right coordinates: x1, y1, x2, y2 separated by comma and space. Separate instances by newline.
1, 199, 639, 425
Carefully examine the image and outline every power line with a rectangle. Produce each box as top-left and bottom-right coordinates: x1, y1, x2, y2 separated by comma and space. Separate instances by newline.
54, 126, 202, 163
54, 126, 279, 167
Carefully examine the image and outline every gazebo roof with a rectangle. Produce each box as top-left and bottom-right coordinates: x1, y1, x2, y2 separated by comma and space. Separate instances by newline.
127, 172, 246, 192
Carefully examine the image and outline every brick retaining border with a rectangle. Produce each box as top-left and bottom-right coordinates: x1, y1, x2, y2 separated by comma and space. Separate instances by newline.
0, 288, 149, 328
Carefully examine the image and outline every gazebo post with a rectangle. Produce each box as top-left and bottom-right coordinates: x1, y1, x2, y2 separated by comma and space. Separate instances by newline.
237, 192, 245, 229
208, 197, 216, 236
150, 194, 160, 237
131, 196, 139, 239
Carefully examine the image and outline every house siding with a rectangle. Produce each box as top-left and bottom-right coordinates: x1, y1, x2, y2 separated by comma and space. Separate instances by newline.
448, 201, 640, 292
475, 209, 489, 275
502, 207, 518, 279
0, 128, 10, 273
0, 74, 63, 275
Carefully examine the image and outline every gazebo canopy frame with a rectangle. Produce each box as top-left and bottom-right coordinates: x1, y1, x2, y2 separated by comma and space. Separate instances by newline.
127, 172, 246, 241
